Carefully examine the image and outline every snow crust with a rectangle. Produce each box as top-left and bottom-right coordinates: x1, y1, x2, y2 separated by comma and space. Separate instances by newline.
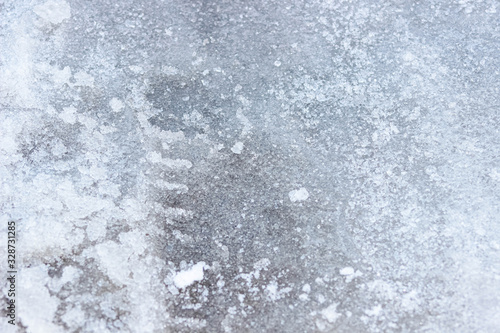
1, 0, 499, 332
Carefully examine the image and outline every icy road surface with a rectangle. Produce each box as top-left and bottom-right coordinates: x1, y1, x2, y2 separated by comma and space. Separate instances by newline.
1, 0, 499, 332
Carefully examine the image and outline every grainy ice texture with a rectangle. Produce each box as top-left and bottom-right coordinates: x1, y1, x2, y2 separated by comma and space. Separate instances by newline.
1, 0, 499, 332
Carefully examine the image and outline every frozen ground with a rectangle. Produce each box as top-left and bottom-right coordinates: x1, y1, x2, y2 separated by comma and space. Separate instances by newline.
1, 0, 499, 332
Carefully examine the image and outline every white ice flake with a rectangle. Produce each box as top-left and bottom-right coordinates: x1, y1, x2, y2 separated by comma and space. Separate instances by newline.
59, 106, 77, 124
321, 303, 341, 323
109, 97, 124, 112
289, 187, 309, 202
339, 267, 354, 276
231, 141, 244, 154
173, 262, 207, 289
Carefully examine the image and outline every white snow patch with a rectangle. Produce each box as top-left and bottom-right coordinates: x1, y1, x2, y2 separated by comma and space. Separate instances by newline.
489, 168, 500, 181
236, 258, 270, 287
365, 304, 382, 317
164, 158, 193, 169
486, 4, 497, 13
321, 303, 341, 323
231, 141, 244, 154
129, 65, 144, 73
61, 306, 85, 328
236, 108, 252, 135
94, 241, 134, 286
403, 52, 415, 62
0, 131, 18, 155
266, 281, 279, 301
0, 20, 40, 108
264, 280, 292, 301
60, 266, 79, 284
339, 266, 355, 275
18, 265, 63, 333
254, 258, 271, 270
52, 66, 71, 85
59, 106, 77, 124
147, 151, 163, 163
86, 217, 107, 242
77, 114, 97, 130
109, 97, 124, 112
74, 71, 94, 87
289, 187, 309, 202
34, 0, 71, 24
157, 181, 189, 192
146, 152, 193, 169
173, 262, 206, 289
401, 290, 420, 312
161, 65, 179, 75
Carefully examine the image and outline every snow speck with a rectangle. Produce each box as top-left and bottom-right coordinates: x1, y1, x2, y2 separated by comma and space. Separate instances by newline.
339, 266, 355, 276
231, 141, 244, 154
289, 187, 309, 202
266, 282, 278, 301
109, 98, 124, 113
59, 106, 77, 124
173, 262, 206, 289
321, 303, 341, 323
274, 60, 282, 67
365, 304, 382, 317
34, 0, 71, 24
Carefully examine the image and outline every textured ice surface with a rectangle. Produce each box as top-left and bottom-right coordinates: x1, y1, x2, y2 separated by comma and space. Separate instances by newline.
1, 0, 499, 332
